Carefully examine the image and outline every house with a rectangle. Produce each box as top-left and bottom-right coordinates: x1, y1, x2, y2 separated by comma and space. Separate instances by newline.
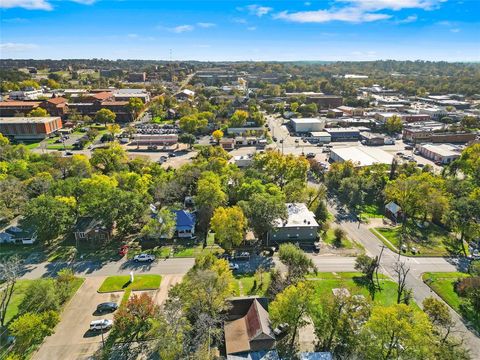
0, 226, 37, 245
173, 210, 196, 238
269, 203, 319, 243
220, 138, 235, 150
175, 89, 195, 102
299, 353, 333, 360
224, 297, 276, 357
385, 202, 402, 222
73, 217, 109, 242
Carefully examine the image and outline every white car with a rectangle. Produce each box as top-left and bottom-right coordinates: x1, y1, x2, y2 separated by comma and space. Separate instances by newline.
133, 253, 155, 262
90, 319, 113, 331
229, 263, 239, 271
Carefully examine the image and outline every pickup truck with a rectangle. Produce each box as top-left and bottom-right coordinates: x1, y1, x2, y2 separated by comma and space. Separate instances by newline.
133, 253, 155, 263
89, 319, 113, 331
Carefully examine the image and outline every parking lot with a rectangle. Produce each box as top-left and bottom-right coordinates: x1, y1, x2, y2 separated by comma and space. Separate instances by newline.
33, 277, 121, 360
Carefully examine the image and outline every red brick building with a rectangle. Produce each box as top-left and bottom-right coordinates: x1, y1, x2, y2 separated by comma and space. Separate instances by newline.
40, 97, 69, 118
0, 101, 41, 117
0, 116, 62, 140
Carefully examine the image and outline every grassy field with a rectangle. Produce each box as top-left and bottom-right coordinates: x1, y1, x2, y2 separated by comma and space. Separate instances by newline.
234, 273, 271, 297
5, 277, 84, 325
128, 243, 222, 260
423, 272, 479, 331
359, 203, 384, 219
323, 228, 362, 250
98, 275, 162, 292
308, 272, 403, 306
371, 224, 458, 256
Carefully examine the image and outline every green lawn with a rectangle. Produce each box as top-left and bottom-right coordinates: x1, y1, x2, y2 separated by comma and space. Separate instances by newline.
308, 272, 404, 306
98, 275, 162, 292
423, 272, 479, 331
359, 203, 384, 219
323, 228, 361, 250
128, 243, 221, 260
5, 277, 84, 325
235, 273, 271, 297
371, 224, 459, 256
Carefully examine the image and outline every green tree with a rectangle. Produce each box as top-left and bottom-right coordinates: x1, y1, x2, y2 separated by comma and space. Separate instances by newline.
229, 109, 249, 127
278, 243, 316, 285
179, 115, 208, 134
27, 107, 48, 117
178, 133, 196, 149
24, 195, 77, 243
9, 311, 59, 353
127, 97, 144, 120
212, 129, 223, 144
141, 208, 176, 239
19, 279, 60, 314
385, 115, 403, 134
210, 206, 247, 251
0, 256, 21, 327
19, 80, 40, 90
90, 143, 127, 173
446, 196, 480, 256
106, 123, 121, 140
359, 304, 434, 360
194, 171, 226, 231
95, 108, 116, 126
269, 282, 314, 352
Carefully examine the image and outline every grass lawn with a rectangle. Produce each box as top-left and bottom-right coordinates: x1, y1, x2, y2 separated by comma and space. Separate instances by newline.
423, 272, 479, 331
235, 273, 271, 297
371, 224, 459, 256
98, 275, 162, 293
323, 229, 359, 250
308, 272, 405, 306
359, 203, 384, 219
5, 277, 84, 325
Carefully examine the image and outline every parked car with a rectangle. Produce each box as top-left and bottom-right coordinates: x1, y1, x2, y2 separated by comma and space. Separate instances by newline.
235, 251, 250, 261
306, 153, 315, 159
65, 151, 73, 156
229, 263, 239, 271
404, 145, 413, 150
133, 253, 155, 262
119, 245, 128, 257
273, 323, 289, 336
294, 139, 299, 143
147, 145, 158, 151
168, 152, 176, 157
89, 319, 113, 331
272, 136, 278, 142
96, 302, 118, 313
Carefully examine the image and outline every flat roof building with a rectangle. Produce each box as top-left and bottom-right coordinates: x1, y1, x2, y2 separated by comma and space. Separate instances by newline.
0, 116, 62, 140
330, 146, 394, 167
417, 143, 462, 164
291, 118, 325, 133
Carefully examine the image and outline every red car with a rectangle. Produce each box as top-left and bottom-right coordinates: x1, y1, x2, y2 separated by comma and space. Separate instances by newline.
119, 245, 128, 257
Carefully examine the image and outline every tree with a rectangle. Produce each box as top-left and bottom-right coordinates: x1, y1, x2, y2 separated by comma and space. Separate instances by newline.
359, 304, 434, 360
24, 195, 77, 243
179, 115, 208, 134
27, 107, 48, 117
113, 293, 160, 342
90, 143, 127, 173
19, 279, 60, 314
333, 227, 346, 247
0, 177, 27, 221
178, 133, 196, 149
269, 282, 314, 352
423, 297, 456, 343
239, 190, 287, 240
127, 97, 144, 120
229, 110, 249, 127
446, 196, 480, 256
393, 260, 411, 304
354, 254, 380, 289
56, 268, 77, 304
385, 115, 403, 134
212, 129, 223, 144
210, 206, 247, 251
95, 108, 116, 126
141, 208, 176, 239
19, 79, 40, 90
0, 256, 21, 327
194, 171, 226, 231
278, 243, 316, 285
8, 311, 59, 353
106, 123, 121, 140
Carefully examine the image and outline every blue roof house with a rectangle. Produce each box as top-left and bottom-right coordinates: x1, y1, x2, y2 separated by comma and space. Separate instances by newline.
173, 210, 196, 239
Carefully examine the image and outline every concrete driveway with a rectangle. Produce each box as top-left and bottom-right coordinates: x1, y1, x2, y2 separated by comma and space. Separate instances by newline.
33, 277, 122, 360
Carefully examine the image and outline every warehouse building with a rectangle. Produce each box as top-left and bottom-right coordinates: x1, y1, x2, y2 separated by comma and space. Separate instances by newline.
308, 131, 331, 144
0, 117, 62, 140
290, 118, 325, 133
329, 146, 394, 167
325, 127, 361, 141
417, 144, 462, 164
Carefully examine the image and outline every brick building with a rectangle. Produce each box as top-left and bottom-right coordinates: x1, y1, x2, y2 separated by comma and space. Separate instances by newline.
0, 117, 62, 140
0, 101, 41, 117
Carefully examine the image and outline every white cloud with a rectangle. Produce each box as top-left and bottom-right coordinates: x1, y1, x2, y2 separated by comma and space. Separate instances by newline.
127, 33, 139, 38
275, 7, 391, 23
1, 17, 29, 23
70, 0, 96, 4
0, 0, 52, 10
247, 26, 257, 31
170, 25, 194, 33
336, 0, 446, 11
304, 2, 311, 6
0, 42, 39, 51
232, 18, 248, 24
247, 4, 272, 17
197, 22, 216, 28
396, 14, 418, 23
450, 28, 460, 33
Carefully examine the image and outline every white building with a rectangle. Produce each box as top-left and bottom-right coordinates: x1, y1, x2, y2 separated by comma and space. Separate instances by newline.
9, 89, 44, 100
417, 144, 462, 164
114, 88, 150, 103
291, 118, 325, 133
330, 146, 394, 167
309, 131, 331, 144
270, 203, 319, 243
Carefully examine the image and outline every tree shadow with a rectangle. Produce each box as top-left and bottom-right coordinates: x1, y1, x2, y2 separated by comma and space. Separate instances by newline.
353, 275, 381, 301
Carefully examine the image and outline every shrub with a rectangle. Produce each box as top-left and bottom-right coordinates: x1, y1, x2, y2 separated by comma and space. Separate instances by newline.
334, 227, 346, 247
469, 261, 480, 276
9, 311, 59, 353
455, 277, 480, 297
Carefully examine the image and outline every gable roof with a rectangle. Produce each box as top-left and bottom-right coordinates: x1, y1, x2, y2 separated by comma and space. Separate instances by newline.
46, 97, 67, 105
92, 92, 113, 101
173, 210, 196, 229
385, 201, 401, 215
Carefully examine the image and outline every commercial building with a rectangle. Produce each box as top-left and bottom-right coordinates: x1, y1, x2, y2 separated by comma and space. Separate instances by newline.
0, 101, 41, 117
286, 92, 343, 109
113, 89, 150, 103
131, 134, 178, 146
308, 131, 331, 144
0, 116, 62, 140
40, 97, 68, 117
360, 132, 385, 146
403, 126, 476, 144
329, 146, 394, 167
325, 127, 360, 141
128, 72, 146, 82
290, 118, 324, 133
269, 203, 319, 243
8, 89, 44, 100
417, 144, 462, 164
336, 106, 364, 117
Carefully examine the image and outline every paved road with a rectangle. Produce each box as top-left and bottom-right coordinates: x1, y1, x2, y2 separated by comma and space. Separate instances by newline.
20, 257, 195, 280
326, 200, 480, 357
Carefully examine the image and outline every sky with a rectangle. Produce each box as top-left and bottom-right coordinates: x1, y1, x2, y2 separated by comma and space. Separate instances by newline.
0, 0, 479, 61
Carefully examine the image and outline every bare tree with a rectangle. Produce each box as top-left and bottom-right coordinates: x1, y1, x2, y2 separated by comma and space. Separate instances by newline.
393, 260, 410, 304
0, 256, 22, 327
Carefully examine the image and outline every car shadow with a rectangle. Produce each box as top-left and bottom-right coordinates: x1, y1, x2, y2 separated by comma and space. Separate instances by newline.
83, 329, 109, 339
119, 259, 155, 271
